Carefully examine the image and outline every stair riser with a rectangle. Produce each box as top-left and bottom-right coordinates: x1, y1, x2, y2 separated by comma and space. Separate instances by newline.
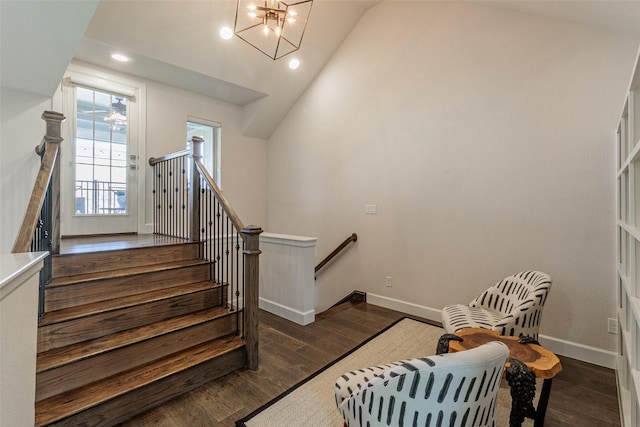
36, 314, 238, 401
45, 264, 211, 312
40, 347, 245, 427
38, 287, 227, 352
52, 243, 202, 277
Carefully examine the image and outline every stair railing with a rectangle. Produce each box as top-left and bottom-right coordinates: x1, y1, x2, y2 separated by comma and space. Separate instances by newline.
149, 137, 262, 369
315, 233, 358, 277
12, 111, 66, 318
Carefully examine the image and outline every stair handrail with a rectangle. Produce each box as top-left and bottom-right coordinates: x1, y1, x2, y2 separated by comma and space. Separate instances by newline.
315, 232, 358, 274
13, 111, 65, 254
193, 160, 245, 233
148, 149, 190, 166
190, 138, 261, 369
148, 136, 262, 369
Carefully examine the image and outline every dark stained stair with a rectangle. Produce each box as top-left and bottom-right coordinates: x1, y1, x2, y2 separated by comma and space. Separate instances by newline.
34, 239, 246, 427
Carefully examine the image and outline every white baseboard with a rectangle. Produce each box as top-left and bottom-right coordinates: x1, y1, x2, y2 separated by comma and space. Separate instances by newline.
366, 293, 442, 321
366, 293, 616, 368
259, 297, 315, 326
537, 335, 616, 369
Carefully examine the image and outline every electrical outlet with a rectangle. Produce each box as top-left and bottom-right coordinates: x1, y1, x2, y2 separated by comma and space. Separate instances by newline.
608, 318, 618, 334
385, 276, 392, 287
365, 204, 377, 215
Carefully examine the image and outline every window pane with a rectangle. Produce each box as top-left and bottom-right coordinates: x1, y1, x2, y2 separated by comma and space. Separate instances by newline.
75, 87, 128, 215
187, 121, 218, 180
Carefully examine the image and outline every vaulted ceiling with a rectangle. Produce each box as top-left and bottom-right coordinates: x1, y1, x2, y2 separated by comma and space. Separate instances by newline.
3, 1, 640, 139
74, 0, 379, 139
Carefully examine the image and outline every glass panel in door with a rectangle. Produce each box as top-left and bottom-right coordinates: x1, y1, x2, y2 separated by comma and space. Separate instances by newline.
75, 87, 128, 215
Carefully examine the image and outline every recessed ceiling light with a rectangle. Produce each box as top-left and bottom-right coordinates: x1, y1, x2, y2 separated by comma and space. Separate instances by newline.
111, 53, 129, 62
288, 58, 300, 70
220, 27, 233, 40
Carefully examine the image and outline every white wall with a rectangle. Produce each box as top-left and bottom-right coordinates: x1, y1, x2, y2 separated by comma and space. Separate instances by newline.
0, 88, 52, 253
267, 1, 640, 356
144, 77, 268, 228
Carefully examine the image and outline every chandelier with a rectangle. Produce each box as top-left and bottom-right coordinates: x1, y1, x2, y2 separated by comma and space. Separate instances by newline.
234, 0, 313, 60
104, 97, 127, 131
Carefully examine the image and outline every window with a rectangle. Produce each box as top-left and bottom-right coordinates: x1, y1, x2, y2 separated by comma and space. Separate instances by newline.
75, 87, 129, 214
187, 118, 221, 184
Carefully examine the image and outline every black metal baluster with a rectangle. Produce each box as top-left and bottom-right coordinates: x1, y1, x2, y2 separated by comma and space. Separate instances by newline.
225, 215, 230, 309
241, 239, 246, 338
153, 164, 157, 234
180, 156, 185, 239
208, 187, 213, 282
217, 199, 222, 297
236, 231, 240, 334
170, 159, 175, 237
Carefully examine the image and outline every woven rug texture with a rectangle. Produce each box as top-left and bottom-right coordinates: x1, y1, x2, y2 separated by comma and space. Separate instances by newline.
239, 318, 539, 426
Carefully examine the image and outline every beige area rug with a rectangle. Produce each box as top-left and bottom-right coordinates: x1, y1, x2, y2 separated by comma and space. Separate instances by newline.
237, 318, 539, 426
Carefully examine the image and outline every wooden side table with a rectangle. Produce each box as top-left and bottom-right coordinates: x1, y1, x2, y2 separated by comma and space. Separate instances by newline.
448, 328, 562, 427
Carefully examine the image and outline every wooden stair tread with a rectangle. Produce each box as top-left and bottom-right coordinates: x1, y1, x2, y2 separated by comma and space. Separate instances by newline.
40, 281, 222, 326
59, 236, 191, 255
35, 334, 244, 426
48, 259, 208, 287
37, 306, 235, 373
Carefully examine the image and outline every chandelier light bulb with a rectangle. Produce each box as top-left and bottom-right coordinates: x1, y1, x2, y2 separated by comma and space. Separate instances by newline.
288, 58, 300, 69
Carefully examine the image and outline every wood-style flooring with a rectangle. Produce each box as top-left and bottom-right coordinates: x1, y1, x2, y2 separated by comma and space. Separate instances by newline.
118, 301, 620, 427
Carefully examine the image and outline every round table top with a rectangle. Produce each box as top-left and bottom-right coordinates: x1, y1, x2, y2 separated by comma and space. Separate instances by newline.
448, 328, 562, 379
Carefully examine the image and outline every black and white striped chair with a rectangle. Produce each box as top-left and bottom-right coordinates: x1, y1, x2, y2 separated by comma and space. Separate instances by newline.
334, 341, 509, 427
441, 270, 552, 339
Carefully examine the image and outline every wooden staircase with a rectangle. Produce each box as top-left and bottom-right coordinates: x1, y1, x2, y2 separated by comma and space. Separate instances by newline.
34, 240, 246, 427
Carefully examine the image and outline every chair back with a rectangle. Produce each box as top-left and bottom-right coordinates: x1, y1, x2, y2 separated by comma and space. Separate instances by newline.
471, 270, 552, 338
335, 341, 510, 427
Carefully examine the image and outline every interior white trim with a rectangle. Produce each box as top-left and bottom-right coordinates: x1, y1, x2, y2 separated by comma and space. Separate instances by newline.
366, 293, 616, 368
259, 296, 315, 325
62, 62, 150, 234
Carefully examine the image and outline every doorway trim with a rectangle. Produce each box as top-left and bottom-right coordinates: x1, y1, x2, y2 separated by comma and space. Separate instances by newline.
58, 62, 149, 236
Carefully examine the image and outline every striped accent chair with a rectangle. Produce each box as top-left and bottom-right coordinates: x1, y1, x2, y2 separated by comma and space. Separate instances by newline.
441, 270, 552, 339
334, 341, 509, 427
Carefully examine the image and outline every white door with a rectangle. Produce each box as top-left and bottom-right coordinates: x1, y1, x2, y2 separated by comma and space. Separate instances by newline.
61, 84, 139, 236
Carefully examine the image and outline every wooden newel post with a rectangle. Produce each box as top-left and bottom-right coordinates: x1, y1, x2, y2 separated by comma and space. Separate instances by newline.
13, 111, 65, 254
242, 225, 262, 370
189, 136, 204, 242
44, 111, 65, 255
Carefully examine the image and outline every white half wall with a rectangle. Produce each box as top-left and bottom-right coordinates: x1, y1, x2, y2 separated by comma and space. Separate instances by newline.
266, 1, 640, 356
259, 232, 317, 325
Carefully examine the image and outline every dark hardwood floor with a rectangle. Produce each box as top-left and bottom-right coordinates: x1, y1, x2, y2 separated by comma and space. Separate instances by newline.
118, 301, 620, 427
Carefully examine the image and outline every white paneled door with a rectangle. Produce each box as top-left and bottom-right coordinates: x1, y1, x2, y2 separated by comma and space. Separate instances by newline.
61, 84, 139, 236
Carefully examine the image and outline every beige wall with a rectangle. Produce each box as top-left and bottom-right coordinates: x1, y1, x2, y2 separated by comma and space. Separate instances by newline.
144, 78, 268, 228
266, 1, 640, 359
0, 88, 52, 253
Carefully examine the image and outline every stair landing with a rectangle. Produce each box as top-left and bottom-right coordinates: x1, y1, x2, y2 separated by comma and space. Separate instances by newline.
60, 233, 187, 255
